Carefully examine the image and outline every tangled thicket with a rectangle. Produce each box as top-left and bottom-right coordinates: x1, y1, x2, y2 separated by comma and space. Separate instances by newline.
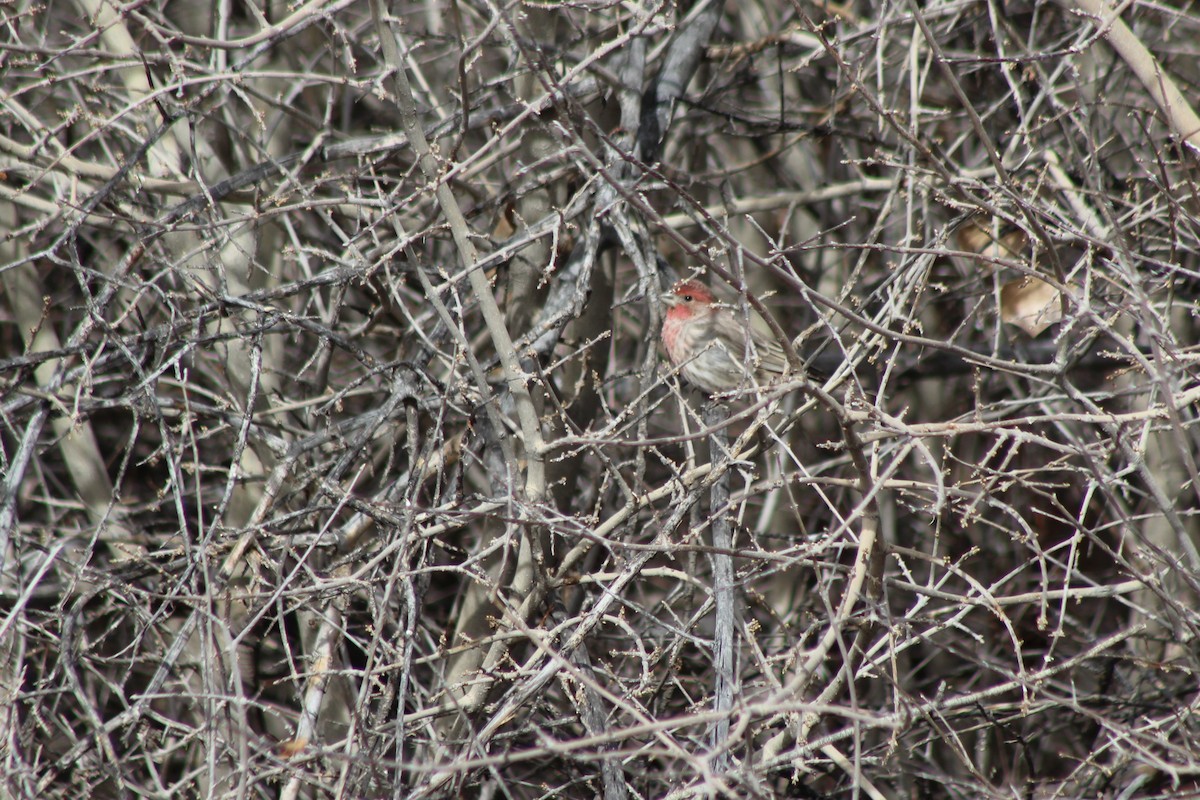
3, 0, 1200, 797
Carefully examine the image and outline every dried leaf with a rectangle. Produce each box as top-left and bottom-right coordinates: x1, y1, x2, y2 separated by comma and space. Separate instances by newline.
1000, 276, 1062, 337
278, 737, 309, 759
957, 217, 1029, 271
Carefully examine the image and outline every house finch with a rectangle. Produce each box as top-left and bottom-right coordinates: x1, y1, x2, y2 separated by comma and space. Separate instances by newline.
660, 279, 790, 395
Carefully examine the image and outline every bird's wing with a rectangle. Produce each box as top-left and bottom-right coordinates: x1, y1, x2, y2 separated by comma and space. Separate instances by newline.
754, 335, 790, 375
713, 308, 790, 375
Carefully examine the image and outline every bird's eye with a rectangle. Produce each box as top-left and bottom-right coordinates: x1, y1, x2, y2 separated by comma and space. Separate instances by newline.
682, 294, 693, 302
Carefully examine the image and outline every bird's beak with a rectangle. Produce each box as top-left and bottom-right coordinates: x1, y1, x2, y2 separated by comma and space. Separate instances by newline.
660, 291, 680, 307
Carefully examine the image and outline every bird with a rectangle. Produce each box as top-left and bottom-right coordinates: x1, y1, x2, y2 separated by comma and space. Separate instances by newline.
660, 278, 791, 395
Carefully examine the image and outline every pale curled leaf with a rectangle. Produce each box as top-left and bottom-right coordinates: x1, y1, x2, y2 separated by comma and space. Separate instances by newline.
957, 217, 1029, 271
1000, 276, 1063, 337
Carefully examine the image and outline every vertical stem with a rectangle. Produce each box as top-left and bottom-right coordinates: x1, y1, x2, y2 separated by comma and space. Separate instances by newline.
705, 403, 736, 772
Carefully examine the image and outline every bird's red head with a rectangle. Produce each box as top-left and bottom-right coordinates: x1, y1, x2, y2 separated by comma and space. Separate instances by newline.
663, 280, 717, 316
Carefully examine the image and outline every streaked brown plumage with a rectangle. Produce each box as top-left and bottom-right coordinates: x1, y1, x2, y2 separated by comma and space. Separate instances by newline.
660, 279, 788, 394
